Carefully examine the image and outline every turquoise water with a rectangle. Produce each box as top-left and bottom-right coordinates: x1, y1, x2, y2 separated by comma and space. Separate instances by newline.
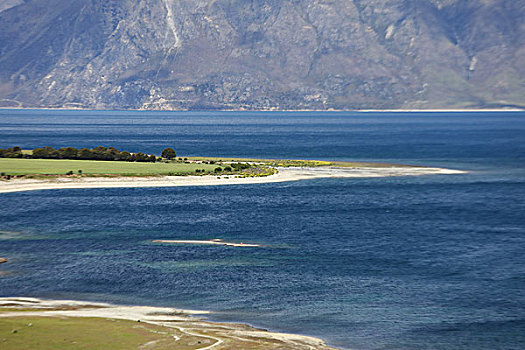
0, 110, 524, 349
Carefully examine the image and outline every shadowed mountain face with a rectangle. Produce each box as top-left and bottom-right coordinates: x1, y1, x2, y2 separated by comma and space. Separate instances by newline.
0, 0, 523, 110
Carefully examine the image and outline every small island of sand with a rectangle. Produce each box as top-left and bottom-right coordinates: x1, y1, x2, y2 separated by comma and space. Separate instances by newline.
153, 239, 261, 247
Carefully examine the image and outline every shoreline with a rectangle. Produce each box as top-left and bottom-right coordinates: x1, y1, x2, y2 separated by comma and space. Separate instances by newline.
0, 166, 466, 194
0, 297, 338, 349
0, 106, 523, 112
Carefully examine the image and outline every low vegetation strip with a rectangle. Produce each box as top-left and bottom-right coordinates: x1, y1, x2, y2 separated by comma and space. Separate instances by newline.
0, 158, 219, 176
0, 146, 281, 179
0, 146, 163, 162
187, 156, 412, 168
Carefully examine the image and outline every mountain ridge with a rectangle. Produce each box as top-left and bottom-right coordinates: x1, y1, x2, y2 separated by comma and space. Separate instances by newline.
0, 0, 524, 111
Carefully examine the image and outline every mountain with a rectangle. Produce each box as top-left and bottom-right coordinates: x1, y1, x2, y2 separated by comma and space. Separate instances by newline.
0, 0, 524, 110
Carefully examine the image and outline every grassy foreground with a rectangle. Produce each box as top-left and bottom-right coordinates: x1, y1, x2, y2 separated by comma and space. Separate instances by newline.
0, 301, 335, 350
0, 316, 209, 349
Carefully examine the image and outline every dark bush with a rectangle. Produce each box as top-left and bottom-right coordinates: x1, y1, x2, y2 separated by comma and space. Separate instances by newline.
58, 147, 78, 159
0, 147, 23, 158
161, 148, 177, 160
119, 151, 132, 161
231, 162, 251, 170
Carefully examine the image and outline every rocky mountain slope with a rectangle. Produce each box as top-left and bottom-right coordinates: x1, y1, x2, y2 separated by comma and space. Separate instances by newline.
0, 0, 523, 110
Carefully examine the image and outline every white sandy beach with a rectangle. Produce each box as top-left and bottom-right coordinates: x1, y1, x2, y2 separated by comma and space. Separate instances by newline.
0, 166, 466, 194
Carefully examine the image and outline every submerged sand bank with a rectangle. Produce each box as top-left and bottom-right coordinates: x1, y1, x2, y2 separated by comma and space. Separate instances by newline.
0, 166, 466, 194
153, 239, 261, 247
0, 297, 337, 349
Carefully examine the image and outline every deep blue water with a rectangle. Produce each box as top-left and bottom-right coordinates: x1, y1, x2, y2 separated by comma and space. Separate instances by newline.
0, 110, 524, 349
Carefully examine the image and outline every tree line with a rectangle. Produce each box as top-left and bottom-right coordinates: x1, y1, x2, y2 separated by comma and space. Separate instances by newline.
0, 146, 177, 163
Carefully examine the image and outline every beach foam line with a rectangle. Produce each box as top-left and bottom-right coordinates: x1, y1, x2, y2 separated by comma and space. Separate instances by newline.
0, 166, 467, 194
153, 239, 261, 247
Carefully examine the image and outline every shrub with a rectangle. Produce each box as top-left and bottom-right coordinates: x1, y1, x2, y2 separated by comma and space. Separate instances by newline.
0, 147, 25, 158
118, 151, 131, 161
134, 152, 149, 162
214, 167, 223, 173
161, 148, 176, 160
58, 147, 78, 159
231, 162, 251, 170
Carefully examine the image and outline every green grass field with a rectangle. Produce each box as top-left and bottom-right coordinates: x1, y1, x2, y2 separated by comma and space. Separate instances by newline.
0, 316, 208, 349
0, 158, 218, 176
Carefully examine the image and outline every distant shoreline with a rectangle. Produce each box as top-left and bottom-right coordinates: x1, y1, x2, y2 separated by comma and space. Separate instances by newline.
0, 107, 523, 113
0, 166, 466, 194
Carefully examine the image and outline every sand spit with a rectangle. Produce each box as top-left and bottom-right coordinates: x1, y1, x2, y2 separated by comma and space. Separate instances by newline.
0, 297, 337, 349
153, 239, 261, 247
0, 166, 466, 194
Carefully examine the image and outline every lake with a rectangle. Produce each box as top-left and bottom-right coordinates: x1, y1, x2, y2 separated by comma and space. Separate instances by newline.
0, 110, 524, 349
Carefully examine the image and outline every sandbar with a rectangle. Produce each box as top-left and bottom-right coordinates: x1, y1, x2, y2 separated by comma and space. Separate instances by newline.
153, 239, 260, 247
0, 166, 466, 194
0, 297, 337, 349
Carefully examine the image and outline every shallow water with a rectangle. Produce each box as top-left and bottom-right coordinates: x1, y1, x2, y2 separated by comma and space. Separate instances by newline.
0, 110, 524, 349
